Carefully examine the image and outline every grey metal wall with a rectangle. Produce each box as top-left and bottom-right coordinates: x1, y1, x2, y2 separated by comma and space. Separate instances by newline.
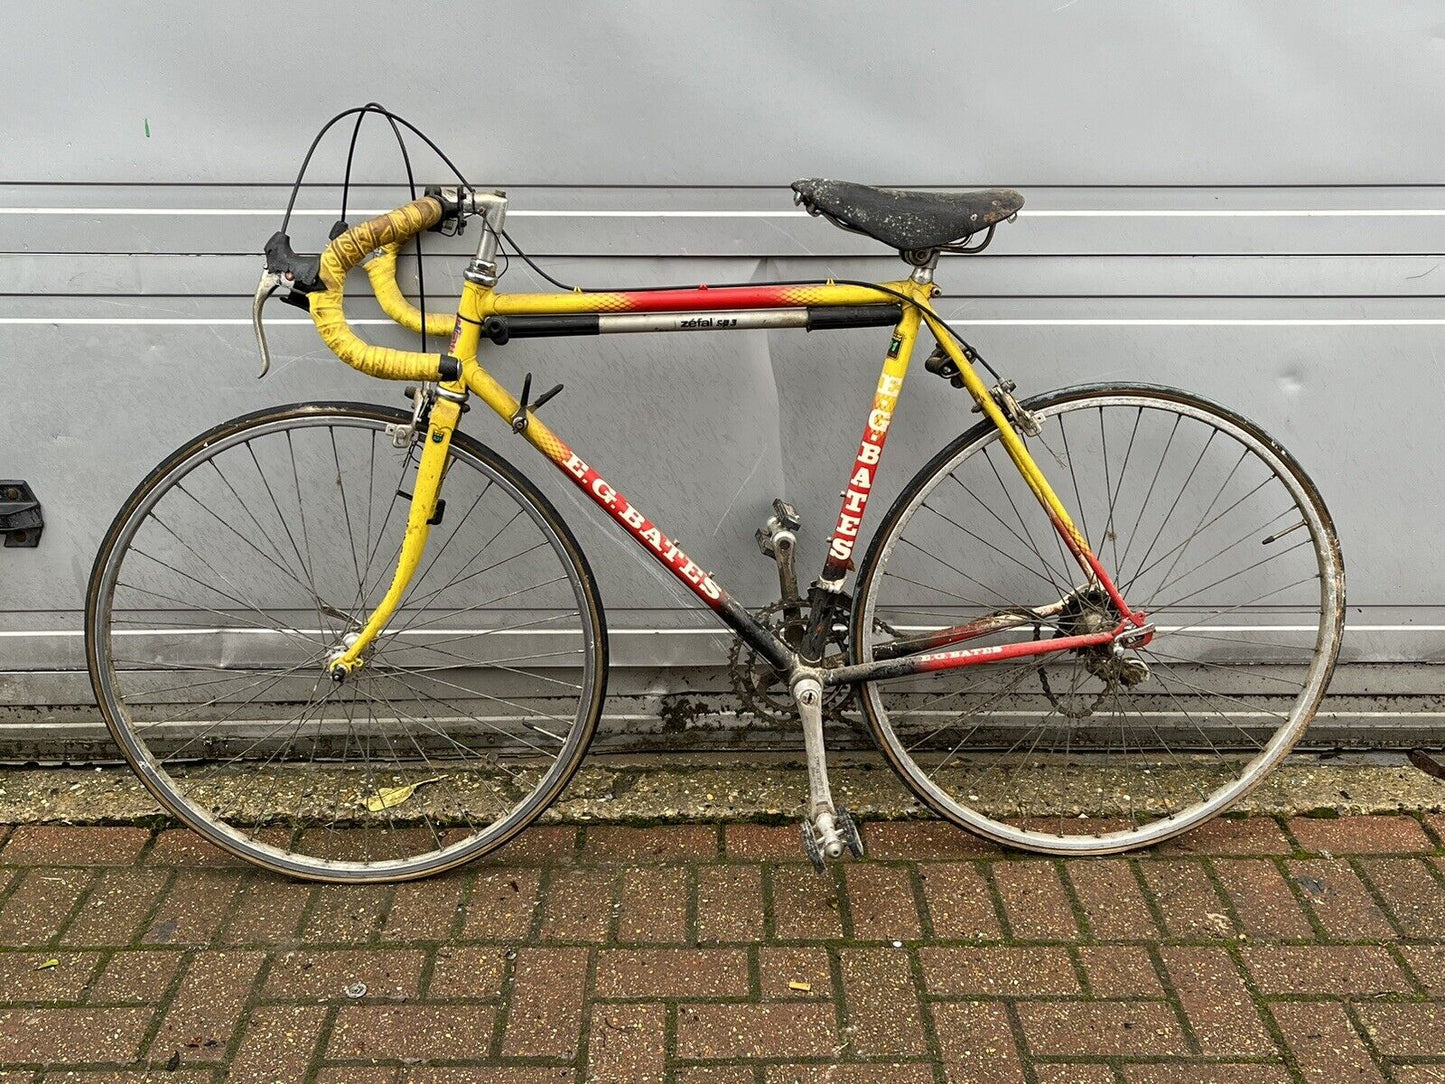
4, 2, 1444, 736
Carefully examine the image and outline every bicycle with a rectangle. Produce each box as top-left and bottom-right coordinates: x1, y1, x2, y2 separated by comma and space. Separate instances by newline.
85, 109, 1345, 882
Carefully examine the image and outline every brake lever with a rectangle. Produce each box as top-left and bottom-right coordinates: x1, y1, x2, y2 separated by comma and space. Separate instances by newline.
252, 270, 283, 378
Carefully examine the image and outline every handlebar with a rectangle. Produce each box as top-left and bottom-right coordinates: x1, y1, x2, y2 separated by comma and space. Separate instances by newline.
310, 197, 450, 381
253, 196, 461, 381
361, 242, 456, 338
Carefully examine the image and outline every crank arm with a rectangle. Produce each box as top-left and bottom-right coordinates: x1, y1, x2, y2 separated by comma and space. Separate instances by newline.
252, 270, 284, 378
792, 675, 844, 869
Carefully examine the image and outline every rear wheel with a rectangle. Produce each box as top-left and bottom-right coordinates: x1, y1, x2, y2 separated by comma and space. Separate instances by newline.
852, 384, 1344, 854
86, 402, 607, 881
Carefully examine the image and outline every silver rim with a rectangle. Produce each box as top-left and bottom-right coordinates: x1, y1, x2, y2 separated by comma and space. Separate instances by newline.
89, 405, 603, 880
857, 388, 1343, 854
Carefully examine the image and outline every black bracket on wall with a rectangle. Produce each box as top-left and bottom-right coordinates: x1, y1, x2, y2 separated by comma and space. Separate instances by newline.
0, 482, 43, 547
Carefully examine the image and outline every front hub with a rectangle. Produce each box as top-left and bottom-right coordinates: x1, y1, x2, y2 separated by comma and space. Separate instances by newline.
326, 631, 371, 682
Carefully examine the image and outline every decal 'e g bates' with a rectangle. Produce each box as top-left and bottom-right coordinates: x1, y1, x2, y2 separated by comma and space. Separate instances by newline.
560, 452, 724, 604
829, 371, 904, 564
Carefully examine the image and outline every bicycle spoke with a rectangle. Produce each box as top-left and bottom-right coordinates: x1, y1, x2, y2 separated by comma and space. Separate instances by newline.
93, 408, 600, 879
857, 390, 1340, 852
246, 439, 334, 640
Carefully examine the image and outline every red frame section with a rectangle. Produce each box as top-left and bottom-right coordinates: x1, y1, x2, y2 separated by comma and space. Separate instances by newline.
590, 284, 824, 312
913, 625, 1121, 672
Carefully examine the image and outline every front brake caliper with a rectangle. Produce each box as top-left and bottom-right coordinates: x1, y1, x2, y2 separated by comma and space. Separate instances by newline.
387, 384, 436, 448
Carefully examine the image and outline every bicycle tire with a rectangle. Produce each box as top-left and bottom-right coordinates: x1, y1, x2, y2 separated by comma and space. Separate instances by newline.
852, 383, 1344, 854
86, 401, 607, 882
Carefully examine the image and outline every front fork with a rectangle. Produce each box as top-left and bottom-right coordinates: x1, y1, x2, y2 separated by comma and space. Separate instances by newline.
326, 390, 464, 680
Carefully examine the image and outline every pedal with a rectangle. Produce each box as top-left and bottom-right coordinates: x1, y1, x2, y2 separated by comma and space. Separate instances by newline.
835, 807, 865, 859
755, 500, 804, 620
771, 498, 801, 531
755, 524, 777, 558
755, 498, 802, 558
799, 821, 826, 873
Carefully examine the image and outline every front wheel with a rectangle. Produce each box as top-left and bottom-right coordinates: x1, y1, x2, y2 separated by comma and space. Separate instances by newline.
852, 384, 1344, 854
86, 402, 608, 882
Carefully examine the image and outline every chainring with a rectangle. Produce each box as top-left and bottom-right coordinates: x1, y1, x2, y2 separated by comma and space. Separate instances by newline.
728, 601, 853, 724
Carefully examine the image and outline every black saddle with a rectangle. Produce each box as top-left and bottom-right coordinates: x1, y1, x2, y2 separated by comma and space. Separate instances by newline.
791, 179, 1024, 253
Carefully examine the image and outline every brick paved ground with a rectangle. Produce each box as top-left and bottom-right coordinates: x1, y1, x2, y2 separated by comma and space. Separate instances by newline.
0, 815, 1443, 1081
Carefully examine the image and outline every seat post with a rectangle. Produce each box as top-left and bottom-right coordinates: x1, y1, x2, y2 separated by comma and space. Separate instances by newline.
905, 248, 939, 285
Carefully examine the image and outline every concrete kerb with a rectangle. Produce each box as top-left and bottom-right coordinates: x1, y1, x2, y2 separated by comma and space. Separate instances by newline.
0, 754, 1441, 826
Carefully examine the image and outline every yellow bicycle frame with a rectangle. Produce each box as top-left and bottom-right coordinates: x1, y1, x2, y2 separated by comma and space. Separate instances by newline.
321, 198, 1140, 680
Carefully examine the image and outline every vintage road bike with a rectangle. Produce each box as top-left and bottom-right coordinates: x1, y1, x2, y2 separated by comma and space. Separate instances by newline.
85, 118, 1345, 882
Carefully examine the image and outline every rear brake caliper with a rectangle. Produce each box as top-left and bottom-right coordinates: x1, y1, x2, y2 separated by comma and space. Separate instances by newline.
925, 343, 1042, 437
985, 380, 1043, 437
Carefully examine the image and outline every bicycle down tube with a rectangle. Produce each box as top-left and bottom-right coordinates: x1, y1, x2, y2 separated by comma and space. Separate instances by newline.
330, 199, 1148, 683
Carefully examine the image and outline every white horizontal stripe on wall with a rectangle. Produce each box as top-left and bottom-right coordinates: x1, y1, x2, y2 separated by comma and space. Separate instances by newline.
5, 318, 1445, 327
8, 207, 1445, 218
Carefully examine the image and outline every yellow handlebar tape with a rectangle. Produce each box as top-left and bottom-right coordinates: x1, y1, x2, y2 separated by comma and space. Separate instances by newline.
362, 242, 457, 338
311, 197, 449, 381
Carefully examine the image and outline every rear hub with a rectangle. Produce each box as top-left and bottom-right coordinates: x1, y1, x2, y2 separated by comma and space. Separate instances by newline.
1038, 586, 1151, 718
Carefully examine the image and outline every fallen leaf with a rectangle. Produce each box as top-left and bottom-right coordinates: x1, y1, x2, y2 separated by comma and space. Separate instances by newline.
361, 777, 444, 812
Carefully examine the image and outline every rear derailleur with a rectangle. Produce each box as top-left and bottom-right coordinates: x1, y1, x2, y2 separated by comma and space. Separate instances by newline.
1038, 585, 1152, 718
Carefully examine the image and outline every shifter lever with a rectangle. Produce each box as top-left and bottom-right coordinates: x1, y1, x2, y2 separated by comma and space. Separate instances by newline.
252, 270, 284, 379
509, 372, 565, 433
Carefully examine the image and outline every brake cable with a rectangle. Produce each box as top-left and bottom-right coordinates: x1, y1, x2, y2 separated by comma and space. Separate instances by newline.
281, 106, 1002, 383
278, 106, 475, 352
280, 105, 472, 235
